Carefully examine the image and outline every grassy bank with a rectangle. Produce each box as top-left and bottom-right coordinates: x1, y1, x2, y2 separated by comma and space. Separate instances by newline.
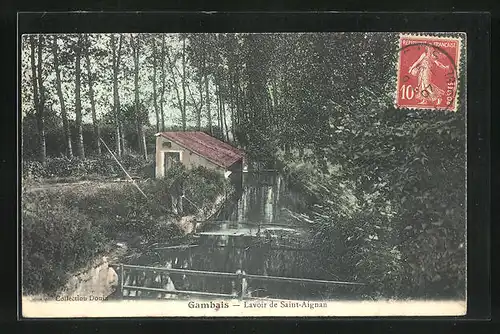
276, 148, 465, 300
22, 164, 232, 296
22, 154, 155, 187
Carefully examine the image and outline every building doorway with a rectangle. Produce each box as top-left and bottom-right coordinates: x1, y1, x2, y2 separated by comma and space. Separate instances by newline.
164, 151, 181, 173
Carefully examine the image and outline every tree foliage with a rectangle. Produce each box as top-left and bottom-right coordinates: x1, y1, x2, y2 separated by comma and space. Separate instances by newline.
22, 33, 466, 299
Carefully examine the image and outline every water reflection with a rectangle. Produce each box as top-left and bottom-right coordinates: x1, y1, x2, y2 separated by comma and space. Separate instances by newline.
127, 171, 352, 300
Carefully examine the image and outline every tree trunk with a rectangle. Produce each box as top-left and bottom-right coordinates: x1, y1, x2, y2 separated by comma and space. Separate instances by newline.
196, 75, 203, 131
30, 35, 46, 164
131, 34, 147, 160
271, 77, 279, 130
111, 34, 122, 156
229, 74, 236, 141
184, 75, 203, 131
181, 36, 187, 131
222, 86, 230, 142
152, 37, 160, 133
204, 66, 212, 135
239, 82, 247, 126
52, 35, 73, 158
234, 69, 241, 131
84, 34, 101, 156
215, 80, 222, 136
166, 47, 183, 126
117, 36, 126, 155
74, 35, 85, 159
160, 36, 166, 132
36, 36, 47, 164
120, 124, 126, 155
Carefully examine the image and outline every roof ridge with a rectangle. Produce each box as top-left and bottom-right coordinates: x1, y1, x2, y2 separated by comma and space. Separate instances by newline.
158, 131, 244, 168
197, 132, 244, 154
165, 131, 244, 156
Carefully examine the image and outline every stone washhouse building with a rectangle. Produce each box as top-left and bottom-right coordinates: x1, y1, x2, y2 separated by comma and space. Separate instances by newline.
155, 131, 246, 186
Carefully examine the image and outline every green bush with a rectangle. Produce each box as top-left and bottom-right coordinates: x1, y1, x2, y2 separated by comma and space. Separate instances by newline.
23, 160, 48, 180
44, 156, 120, 178
120, 154, 148, 170
22, 192, 108, 296
22, 162, 232, 296
152, 164, 232, 215
184, 166, 232, 214
21, 185, 180, 296
136, 160, 155, 179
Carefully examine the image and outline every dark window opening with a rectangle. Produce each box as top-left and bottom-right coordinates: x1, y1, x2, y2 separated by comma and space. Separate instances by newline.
162, 141, 172, 148
164, 151, 181, 173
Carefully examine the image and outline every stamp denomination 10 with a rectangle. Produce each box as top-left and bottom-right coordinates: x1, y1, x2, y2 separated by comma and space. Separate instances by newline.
396, 35, 462, 112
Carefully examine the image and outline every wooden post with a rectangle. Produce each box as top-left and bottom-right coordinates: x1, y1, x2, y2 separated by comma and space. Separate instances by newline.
238, 270, 247, 300
120, 264, 124, 299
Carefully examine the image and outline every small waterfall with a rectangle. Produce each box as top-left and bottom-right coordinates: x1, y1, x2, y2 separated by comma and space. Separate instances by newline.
274, 175, 281, 217
264, 186, 274, 222
233, 172, 283, 224
237, 186, 249, 222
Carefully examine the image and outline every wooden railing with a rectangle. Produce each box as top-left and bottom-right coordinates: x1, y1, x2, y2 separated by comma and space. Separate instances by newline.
197, 220, 298, 227
117, 264, 365, 300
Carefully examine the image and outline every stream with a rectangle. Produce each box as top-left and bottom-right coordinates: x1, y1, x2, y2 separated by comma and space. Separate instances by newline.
117, 170, 361, 300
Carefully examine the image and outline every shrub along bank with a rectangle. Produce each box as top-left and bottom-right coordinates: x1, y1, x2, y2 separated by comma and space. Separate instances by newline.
22, 165, 232, 296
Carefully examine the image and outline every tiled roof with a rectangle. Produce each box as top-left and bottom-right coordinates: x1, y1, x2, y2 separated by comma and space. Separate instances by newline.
157, 131, 245, 169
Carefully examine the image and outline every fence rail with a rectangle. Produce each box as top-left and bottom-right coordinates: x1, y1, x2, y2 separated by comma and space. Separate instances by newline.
197, 220, 300, 228
117, 264, 365, 300
122, 285, 235, 298
150, 244, 316, 252
245, 273, 365, 286
120, 264, 239, 278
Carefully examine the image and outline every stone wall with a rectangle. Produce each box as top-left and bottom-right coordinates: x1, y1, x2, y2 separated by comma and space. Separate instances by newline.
61, 256, 119, 300
155, 135, 225, 178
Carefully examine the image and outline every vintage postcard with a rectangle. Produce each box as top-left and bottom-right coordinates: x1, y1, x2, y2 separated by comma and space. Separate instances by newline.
20, 32, 467, 318
395, 34, 462, 112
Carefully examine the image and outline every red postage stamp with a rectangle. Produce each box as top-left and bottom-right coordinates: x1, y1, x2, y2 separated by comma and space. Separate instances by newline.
395, 34, 462, 112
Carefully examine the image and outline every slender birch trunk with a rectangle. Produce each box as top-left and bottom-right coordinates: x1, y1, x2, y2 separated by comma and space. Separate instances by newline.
181, 36, 187, 131
75, 35, 85, 159
152, 37, 160, 133
52, 35, 73, 158
111, 34, 122, 156
160, 36, 166, 132
131, 34, 147, 160
84, 34, 101, 155
30, 35, 47, 164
